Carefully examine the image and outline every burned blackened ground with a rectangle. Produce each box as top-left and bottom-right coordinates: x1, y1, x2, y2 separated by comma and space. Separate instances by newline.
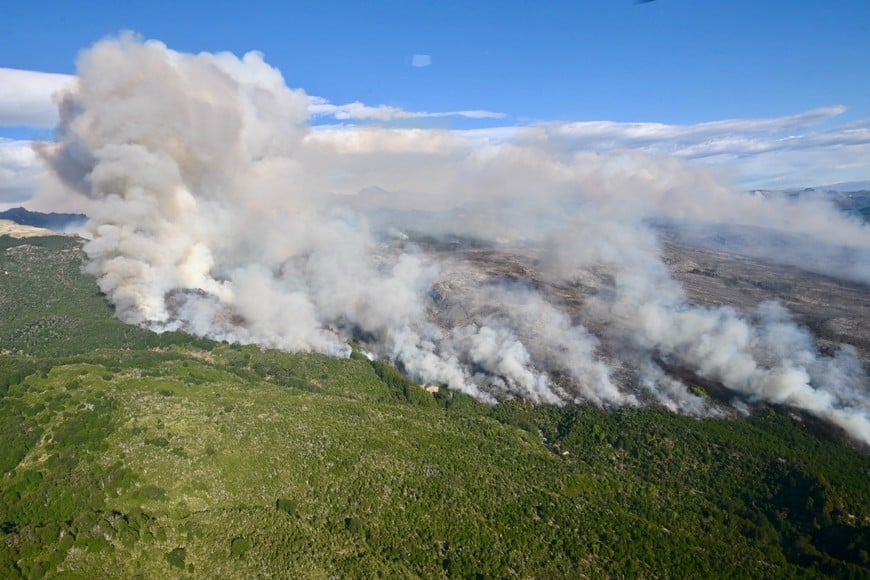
661, 239, 870, 367
411, 234, 869, 422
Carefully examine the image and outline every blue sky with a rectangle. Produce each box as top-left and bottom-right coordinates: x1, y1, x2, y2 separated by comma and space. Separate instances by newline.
1, 0, 869, 198
2, 0, 869, 124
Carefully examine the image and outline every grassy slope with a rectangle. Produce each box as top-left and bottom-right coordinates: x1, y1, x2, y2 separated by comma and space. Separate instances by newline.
0, 235, 868, 578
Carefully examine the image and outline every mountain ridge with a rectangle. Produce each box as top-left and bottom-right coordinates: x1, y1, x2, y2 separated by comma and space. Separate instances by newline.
0, 207, 86, 231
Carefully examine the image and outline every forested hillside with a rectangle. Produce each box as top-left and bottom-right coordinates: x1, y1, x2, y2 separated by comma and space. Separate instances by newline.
1, 235, 868, 578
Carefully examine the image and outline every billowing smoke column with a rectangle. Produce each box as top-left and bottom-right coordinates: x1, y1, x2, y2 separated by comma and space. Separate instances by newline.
39, 35, 870, 444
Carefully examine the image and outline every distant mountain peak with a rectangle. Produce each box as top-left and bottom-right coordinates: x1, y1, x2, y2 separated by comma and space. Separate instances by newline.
0, 207, 86, 231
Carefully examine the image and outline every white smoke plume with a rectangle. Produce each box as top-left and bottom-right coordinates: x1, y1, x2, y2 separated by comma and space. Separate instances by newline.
38, 35, 870, 444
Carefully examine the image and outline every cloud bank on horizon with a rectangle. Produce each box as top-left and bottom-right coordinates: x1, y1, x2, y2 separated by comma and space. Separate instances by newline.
2, 54, 870, 207
29, 35, 870, 445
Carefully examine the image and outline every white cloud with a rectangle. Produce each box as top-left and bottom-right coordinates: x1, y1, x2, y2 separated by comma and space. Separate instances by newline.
0, 139, 42, 205
0, 67, 74, 128
2, 67, 869, 198
534, 106, 852, 153
307, 96, 505, 121
505, 107, 870, 188
411, 54, 431, 67
0, 67, 504, 127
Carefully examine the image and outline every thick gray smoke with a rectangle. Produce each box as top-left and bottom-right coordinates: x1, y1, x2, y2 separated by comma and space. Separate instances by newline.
39, 35, 870, 444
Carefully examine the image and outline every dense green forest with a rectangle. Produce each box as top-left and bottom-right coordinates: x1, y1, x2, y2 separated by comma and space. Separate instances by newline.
1, 235, 868, 578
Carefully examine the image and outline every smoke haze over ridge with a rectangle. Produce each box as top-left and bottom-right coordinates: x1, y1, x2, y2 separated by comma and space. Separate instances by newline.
37, 35, 870, 443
